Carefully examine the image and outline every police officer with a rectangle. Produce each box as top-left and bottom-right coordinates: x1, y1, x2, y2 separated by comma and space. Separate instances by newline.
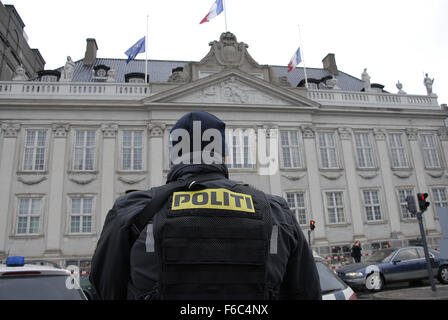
90, 111, 321, 300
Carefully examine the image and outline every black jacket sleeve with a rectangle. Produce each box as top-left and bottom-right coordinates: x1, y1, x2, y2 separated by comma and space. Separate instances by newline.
268, 195, 322, 300
89, 191, 154, 300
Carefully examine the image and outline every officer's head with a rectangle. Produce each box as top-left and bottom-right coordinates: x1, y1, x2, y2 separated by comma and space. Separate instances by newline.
169, 111, 226, 166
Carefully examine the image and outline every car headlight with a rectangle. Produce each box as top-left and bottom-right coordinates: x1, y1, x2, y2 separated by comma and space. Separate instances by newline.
345, 272, 364, 278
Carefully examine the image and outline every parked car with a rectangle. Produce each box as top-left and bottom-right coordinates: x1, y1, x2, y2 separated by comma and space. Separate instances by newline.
313, 252, 357, 300
0, 256, 87, 300
337, 246, 448, 292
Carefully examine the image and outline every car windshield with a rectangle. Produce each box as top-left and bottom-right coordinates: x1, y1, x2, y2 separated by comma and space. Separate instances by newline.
364, 249, 395, 263
315, 261, 346, 294
0, 275, 86, 300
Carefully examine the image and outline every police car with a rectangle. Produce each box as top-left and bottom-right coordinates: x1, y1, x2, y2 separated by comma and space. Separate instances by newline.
313, 251, 357, 300
0, 256, 86, 300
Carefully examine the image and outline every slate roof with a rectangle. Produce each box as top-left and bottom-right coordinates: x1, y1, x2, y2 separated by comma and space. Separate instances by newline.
51, 57, 368, 92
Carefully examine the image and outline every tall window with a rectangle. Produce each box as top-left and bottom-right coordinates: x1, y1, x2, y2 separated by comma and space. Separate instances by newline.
69, 197, 93, 234
286, 192, 307, 225
325, 191, 345, 224
318, 132, 338, 168
432, 187, 448, 208
73, 130, 96, 171
420, 134, 441, 168
23, 129, 47, 171
354, 132, 374, 168
398, 188, 415, 219
363, 190, 382, 221
280, 130, 301, 168
226, 129, 254, 169
122, 131, 143, 170
17, 197, 42, 234
389, 133, 408, 168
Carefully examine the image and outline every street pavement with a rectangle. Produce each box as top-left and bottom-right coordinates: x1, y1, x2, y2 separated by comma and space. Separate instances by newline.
355, 281, 448, 300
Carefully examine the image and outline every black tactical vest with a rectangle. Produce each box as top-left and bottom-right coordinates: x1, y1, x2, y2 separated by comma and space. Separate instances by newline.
152, 182, 273, 300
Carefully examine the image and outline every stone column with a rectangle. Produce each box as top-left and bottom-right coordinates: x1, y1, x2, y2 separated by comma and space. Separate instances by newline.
301, 125, 327, 243
374, 129, 402, 237
338, 127, 365, 239
45, 123, 70, 255
406, 128, 437, 232
148, 122, 166, 187
99, 123, 118, 228
0, 123, 20, 258
262, 125, 282, 196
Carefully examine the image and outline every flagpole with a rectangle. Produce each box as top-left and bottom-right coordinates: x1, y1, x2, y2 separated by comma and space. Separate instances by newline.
223, 0, 228, 31
145, 15, 149, 84
298, 24, 308, 89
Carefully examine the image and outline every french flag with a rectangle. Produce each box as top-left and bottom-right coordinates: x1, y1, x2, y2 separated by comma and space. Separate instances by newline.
200, 0, 224, 24
288, 47, 302, 72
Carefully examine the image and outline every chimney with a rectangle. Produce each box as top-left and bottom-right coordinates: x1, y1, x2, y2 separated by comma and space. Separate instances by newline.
83, 38, 98, 65
322, 53, 338, 75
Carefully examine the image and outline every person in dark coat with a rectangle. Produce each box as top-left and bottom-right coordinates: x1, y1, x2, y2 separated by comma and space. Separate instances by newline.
351, 240, 362, 263
90, 111, 321, 300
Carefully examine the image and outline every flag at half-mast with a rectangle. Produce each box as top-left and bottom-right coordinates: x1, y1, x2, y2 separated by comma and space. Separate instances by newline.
125, 36, 145, 64
287, 47, 302, 72
200, 0, 224, 24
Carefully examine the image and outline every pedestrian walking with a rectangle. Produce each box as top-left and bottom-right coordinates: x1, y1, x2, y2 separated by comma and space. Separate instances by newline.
351, 240, 362, 263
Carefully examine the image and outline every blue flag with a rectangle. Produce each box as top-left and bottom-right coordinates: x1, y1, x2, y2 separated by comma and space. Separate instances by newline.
125, 36, 145, 64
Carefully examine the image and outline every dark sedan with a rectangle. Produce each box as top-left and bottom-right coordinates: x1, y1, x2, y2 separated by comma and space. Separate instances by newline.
337, 246, 448, 291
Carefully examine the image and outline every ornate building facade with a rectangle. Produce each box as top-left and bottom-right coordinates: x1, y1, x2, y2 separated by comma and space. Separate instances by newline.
0, 32, 447, 269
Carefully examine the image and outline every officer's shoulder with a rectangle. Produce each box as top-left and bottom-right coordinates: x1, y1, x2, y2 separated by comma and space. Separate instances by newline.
114, 188, 154, 210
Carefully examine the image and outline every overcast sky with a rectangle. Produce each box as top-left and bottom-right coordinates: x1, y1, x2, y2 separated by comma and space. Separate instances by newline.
5, 0, 448, 105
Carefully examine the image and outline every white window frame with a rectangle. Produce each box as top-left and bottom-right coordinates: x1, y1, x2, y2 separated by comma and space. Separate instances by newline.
285, 191, 307, 225
388, 132, 409, 168
353, 132, 375, 168
431, 187, 448, 209
22, 129, 48, 172
16, 195, 43, 235
226, 128, 256, 170
397, 188, 416, 219
120, 130, 144, 171
68, 196, 95, 234
420, 134, 441, 168
324, 191, 346, 224
317, 131, 339, 169
362, 189, 383, 222
280, 130, 303, 169
72, 129, 97, 171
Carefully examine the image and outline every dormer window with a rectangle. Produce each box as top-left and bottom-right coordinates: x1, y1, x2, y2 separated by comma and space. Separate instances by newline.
37, 70, 61, 82
125, 72, 147, 83
92, 65, 110, 81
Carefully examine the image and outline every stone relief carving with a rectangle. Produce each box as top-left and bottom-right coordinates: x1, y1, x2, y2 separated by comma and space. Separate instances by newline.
177, 77, 286, 105
282, 173, 306, 181
373, 128, 386, 140
300, 125, 315, 138
425, 170, 445, 178
148, 122, 166, 137
406, 128, 418, 141
437, 128, 448, 141
18, 176, 47, 185
392, 170, 413, 179
52, 123, 70, 138
338, 127, 352, 140
1, 123, 20, 137
357, 171, 379, 179
68, 173, 98, 185
320, 171, 344, 180
101, 123, 118, 138
118, 175, 146, 185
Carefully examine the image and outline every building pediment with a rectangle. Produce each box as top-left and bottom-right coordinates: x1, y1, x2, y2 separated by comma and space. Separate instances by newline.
143, 68, 319, 108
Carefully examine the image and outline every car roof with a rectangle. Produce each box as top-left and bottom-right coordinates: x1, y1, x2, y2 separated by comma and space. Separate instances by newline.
0, 264, 70, 277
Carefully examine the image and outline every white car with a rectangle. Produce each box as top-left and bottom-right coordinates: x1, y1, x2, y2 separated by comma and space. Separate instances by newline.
313, 251, 357, 300
0, 256, 86, 300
